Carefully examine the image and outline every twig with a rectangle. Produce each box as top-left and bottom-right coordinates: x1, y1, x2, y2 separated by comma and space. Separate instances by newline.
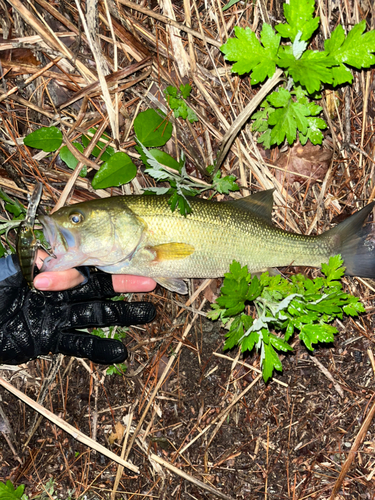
117, 0, 221, 48
215, 68, 284, 172
309, 357, 344, 397
150, 453, 235, 500
213, 352, 288, 387
330, 398, 375, 499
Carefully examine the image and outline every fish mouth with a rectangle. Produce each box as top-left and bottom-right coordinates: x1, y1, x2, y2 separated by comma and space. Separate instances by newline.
39, 215, 58, 251
39, 215, 80, 271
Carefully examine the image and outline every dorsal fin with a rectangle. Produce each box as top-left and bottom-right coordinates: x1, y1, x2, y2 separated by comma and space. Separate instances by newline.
229, 189, 275, 222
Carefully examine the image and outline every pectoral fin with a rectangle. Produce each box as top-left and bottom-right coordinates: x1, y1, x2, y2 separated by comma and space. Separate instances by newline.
156, 277, 188, 294
152, 242, 195, 261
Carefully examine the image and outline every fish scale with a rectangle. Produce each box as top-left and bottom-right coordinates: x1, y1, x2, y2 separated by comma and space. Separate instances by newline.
40, 192, 375, 294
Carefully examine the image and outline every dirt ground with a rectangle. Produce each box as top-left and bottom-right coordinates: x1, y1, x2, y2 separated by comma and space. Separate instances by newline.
0, 0, 375, 498
1, 280, 375, 499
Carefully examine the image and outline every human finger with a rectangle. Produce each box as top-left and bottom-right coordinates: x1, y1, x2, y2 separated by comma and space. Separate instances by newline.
112, 274, 157, 293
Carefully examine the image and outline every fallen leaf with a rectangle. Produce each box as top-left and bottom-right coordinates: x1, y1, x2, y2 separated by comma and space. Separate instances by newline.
108, 421, 125, 444
275, 141, 332, 185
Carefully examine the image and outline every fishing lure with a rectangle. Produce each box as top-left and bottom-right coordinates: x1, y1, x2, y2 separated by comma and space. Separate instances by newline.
16, 182, 43, 288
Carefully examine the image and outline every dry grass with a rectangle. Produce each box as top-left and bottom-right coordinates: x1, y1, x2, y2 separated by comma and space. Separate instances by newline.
0, 0, 375, 498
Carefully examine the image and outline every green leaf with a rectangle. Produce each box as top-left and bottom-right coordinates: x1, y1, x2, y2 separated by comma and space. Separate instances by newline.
299, 116, 327, 145
0, 240, 6, 257
221, 24, 280, 84
92, 152, 137, 189
186, 106, 198, 123
59, 143, 87, 177
241, 329, 259, 353
81, 129, 115, 161
331, 64, 353, 86
145, 149, 182, 173
222, 0, 240, 11
164, 89, 198, 123
269, 333, 293, 352
168, 190, 192, 216
135, 140, 178, 181
5, 203, 23, 217
167, 95, 183, 111
0, 189, 16, 205
23, 126, 62, 152
107, 363, 127, 376
262, 343, 283, 382
267, 94, 310, 145
180, 83, 192, 98
212, 171, 239, 194
275, 0, 320, 42
321, 254, 345, 282
165, 85, 178, 97
268, 87, 291, 107
299, 323, 337, 351
278, 50, 336, 93
343, 299, 366, 316
208, 257, 365, 382
325, 21, 375, 70
257, 128, 272, 149
134, 108, 173, 147
0, 480, 25, 499
246, 275, 262, 301
0, 190, 25, 218
224, 315, 246, 350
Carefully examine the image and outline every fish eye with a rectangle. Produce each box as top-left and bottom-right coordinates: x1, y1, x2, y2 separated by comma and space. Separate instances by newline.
69, 212, 84, 224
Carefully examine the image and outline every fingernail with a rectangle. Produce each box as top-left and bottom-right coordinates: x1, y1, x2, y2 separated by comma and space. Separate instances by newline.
34, 276, 52, 290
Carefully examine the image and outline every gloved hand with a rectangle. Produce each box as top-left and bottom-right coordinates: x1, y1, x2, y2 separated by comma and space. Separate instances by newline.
0, 255, 156, 365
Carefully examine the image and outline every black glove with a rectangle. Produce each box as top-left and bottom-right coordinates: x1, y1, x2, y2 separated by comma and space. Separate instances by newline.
0, 255, 156, 365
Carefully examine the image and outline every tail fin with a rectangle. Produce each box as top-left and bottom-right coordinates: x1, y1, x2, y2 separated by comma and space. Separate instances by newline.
327, 202, 375, 277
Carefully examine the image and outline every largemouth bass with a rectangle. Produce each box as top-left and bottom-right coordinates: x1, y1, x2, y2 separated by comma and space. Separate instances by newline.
40, 191, 375, 294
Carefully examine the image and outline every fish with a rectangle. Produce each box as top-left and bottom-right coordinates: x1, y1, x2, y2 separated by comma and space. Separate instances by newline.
17, 182, 43, 288
39, 190, 375, 294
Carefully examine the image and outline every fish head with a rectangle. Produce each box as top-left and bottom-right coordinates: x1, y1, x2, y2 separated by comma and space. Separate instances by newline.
40, 199, 144, 272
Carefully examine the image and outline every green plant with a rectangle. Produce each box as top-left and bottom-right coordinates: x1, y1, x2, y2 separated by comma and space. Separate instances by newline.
23, 92, 239, 216
23, 126, 135, 187
208, 255, 365, 382
0, 480, 27, 500
137, 137, 238, 215
0, 189, 26, 256
0, 478, 76, 500
164, 84, 198, 123
221, 0, 375, 148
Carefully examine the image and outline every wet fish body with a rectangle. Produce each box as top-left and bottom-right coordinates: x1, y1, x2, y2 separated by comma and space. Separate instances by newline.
40, 191, 375, 294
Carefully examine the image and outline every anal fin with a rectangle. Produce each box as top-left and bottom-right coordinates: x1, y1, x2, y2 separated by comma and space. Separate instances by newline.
156, 277, 188, 294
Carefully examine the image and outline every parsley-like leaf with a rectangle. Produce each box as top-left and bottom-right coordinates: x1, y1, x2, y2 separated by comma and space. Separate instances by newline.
267, 88, 310, 144
212, 171, 239, 194
210, 256, 366, 383
278, 49, 336, 93
221, 24, 280, 84
275, 0, 320, 42
0, 480, 25, 499
325, 21, 375, 70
